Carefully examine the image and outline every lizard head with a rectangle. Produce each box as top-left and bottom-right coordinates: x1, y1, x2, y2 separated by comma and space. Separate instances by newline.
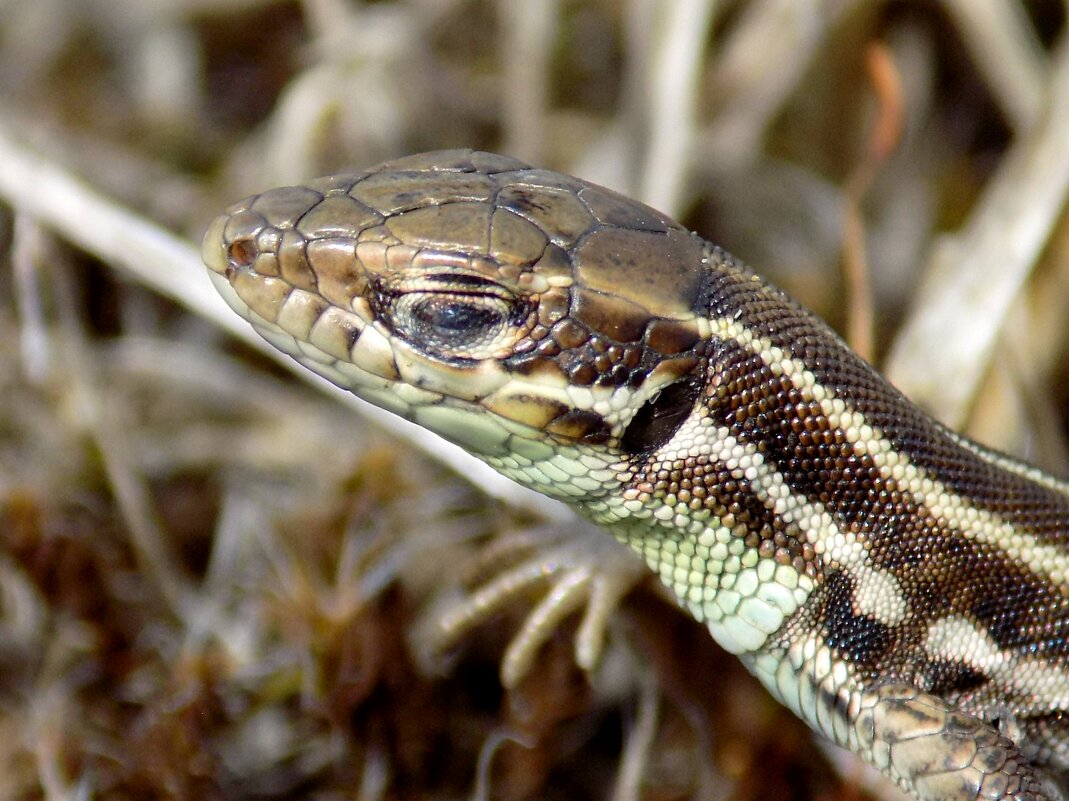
202, 150, 712, 502
204, 149, 831, 656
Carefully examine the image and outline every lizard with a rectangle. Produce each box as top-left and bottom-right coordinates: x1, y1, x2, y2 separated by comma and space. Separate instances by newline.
202, 149, 1069, 801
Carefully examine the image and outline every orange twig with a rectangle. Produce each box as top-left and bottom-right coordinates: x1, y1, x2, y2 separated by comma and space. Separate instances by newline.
842, 42, 905, 362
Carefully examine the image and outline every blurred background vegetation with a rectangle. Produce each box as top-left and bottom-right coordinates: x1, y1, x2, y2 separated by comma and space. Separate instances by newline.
0, 1, 1068, 799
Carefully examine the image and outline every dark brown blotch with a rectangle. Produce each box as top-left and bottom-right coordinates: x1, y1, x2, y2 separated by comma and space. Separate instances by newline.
819, 572, 896, 667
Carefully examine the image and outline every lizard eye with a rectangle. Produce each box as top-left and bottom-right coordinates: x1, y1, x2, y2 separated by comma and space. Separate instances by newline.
389, 290, 515, 358
410, 295, 504, 337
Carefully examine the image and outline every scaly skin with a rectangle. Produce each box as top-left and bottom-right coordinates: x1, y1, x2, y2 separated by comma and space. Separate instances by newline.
203, 150, 1069, 801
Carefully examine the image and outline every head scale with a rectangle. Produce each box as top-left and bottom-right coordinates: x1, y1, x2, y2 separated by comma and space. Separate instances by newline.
203, 150, 712, 500
205, 150, 852, 658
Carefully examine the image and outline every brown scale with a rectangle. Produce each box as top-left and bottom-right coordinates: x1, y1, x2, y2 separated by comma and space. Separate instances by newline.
708, 252, 1069, 549
870, 515, 1069, 662
707, 335, 927, 536
693, 330, 1069, 667
544, 319, 684, 389
632, 449, 816, 576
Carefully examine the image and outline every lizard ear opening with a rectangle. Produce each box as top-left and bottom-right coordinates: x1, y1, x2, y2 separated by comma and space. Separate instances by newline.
620, 377, 701, 456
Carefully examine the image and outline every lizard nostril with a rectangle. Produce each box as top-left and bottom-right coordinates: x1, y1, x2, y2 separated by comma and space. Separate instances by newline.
227, 238, 257, 268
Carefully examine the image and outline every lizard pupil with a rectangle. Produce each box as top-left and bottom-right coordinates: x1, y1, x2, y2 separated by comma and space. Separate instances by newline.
416, 299, 500, 336
392, 292, 512, 355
